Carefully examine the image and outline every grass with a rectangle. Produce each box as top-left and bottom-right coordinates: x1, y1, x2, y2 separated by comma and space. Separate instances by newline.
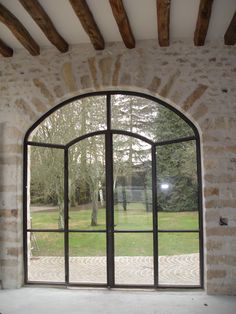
30, 203, 199, 257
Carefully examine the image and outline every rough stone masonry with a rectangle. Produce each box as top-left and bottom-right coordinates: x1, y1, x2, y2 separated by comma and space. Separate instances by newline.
0, 40, 235, 294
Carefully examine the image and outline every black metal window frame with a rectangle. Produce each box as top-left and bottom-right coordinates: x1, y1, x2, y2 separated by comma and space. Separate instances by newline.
23, 90, 204, 289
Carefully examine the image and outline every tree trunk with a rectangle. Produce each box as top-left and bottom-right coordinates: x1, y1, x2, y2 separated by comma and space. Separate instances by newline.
144, 180, 150, 212
91, 189, 98, 226
69, 179, 76, 207
56, 178, 64, 229
58, 195, 64, 229
122, 180, 127, 211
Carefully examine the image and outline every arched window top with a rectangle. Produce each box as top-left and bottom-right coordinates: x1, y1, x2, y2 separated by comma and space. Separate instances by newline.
29, 95, 107, 145
28, 92, 195, 146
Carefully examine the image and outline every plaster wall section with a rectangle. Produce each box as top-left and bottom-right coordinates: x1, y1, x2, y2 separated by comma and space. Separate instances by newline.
0, 40, 235, 294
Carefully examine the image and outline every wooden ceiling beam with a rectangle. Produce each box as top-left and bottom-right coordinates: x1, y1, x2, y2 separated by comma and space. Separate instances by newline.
0, 3, 39, 55
156, 0, 171, 47
194, 0, 214, 46
0, 38, 13, 57
69, 0, 104, 50
19, 0, 68, 53
109, 0, 135, 49
224, 11, 236, 45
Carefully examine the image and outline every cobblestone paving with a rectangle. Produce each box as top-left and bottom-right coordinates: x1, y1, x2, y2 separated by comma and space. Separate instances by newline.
29, 254, 199, 285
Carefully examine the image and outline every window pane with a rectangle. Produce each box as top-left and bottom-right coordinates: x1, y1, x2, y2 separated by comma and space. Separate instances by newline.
29, 146, 64, 230
69, 233, 106, 283
158, 232, 200, 285
68, 136, 106, 230
30, 96, 106, 144
115, 233, 153, 285
111, 94, 194, 142
157, 140, 199, 230
28, 232, 64, 282
113, 135, 152, 230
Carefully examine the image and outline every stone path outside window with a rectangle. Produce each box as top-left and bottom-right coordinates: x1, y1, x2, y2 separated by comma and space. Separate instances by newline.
28, 253, 199, 286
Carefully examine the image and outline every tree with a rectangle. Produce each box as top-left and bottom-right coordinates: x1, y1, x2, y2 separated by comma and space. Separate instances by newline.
154, 106, 197, 212
112, 95, 155, 211
111, 94, 197, 213
30, 96, 106, 226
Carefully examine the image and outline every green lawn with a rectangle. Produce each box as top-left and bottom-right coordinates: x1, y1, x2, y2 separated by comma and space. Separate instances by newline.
30, 204, 199, 257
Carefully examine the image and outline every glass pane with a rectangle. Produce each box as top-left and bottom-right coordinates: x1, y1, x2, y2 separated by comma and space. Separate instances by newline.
158, 232, 200, 285
157, 140, 199, 230
69, 136, 106, 230
111, 94, 194, 142
28, 232, 64, 282
113, 135, 152, 230
30, 96, 106, 144
115, 233, 153, 285
69, 233, 106, 283
29, 146, 64, 230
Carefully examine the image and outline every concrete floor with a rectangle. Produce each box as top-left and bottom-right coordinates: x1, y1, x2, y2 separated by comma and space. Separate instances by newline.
0, 288, 236, 314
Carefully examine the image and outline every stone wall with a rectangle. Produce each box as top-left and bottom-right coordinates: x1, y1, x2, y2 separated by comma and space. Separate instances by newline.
0, 40, 235, 294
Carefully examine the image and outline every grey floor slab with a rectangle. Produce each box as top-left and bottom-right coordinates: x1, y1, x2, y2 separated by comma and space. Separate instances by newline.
0, 287, 236, 314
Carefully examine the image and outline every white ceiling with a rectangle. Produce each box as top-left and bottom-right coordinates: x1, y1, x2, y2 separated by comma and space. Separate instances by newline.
0, 0, 235, 50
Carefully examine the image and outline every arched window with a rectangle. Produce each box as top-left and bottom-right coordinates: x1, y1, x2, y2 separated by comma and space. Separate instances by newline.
23, 91, 203, 288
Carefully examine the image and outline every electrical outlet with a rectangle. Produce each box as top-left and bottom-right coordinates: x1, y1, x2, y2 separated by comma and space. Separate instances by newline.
219, 217, 228, 226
